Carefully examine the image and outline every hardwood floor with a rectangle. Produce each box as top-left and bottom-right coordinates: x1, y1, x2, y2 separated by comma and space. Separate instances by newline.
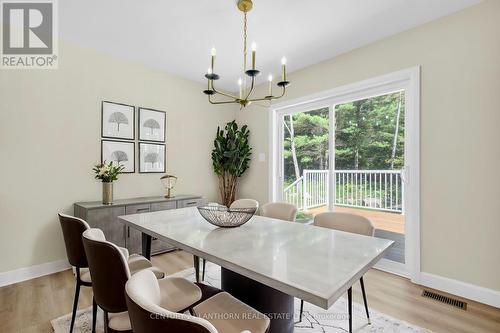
0, 250, 498, 333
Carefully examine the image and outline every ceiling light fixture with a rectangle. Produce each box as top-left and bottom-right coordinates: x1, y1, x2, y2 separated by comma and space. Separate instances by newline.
203, 0, 290, 108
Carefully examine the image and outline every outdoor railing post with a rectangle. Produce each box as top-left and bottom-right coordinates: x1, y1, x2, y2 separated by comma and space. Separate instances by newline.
303, 170, 308, 210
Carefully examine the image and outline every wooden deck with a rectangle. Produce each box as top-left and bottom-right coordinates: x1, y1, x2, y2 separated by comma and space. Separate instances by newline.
307, 205, 405, 234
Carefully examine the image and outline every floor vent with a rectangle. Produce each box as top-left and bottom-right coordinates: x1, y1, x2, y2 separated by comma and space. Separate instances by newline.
422, 290, 467, 310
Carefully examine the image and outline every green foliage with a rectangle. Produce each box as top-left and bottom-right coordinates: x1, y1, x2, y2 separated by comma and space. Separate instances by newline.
212, 120, 252, 206
283, 92, 405, 182
93, 161, 124, 183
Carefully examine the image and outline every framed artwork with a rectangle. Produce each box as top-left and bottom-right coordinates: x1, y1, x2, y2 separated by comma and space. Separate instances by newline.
101, 101, 135, 140
138, 107, 166, 142
101, 140, 135, 173
139, 142, 166, 173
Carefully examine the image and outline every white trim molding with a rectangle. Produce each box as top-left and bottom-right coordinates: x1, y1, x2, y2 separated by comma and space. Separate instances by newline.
0, 259, 70, 287
419, 272, 500, 309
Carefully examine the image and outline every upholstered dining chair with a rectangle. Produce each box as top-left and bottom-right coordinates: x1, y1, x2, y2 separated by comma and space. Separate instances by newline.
299, 212, 374, 326
58, 213, 97, 333
260, 202, 298, 222
195, 199, 260, 282
82, 228, 204, 333
126, 269, 270, 333
59, 213, 166, 332
229, 198, 259, 210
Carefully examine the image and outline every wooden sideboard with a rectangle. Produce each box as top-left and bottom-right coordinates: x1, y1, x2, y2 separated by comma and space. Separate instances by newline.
74, 195, 206, 255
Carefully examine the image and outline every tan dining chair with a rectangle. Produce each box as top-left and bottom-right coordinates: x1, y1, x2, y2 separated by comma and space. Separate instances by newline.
82, 228, 204, 332
260, 202, 297, 221
299, 211, 374, 328
229, 198, 259, 210
195, 199, 260, 282
126, 269, 270, 333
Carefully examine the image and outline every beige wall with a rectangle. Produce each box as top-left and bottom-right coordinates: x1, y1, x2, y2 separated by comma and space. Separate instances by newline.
0, 42, 234, 272
236, 0, 500, 291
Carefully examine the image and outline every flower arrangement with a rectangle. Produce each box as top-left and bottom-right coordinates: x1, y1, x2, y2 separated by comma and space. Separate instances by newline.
93, 161, 124, 183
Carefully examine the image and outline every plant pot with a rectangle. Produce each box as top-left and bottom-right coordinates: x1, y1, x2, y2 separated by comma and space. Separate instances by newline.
102, 182, 113, 205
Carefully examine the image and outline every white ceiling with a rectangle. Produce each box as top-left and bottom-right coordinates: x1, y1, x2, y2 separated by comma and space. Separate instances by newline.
60, 0, 481, 91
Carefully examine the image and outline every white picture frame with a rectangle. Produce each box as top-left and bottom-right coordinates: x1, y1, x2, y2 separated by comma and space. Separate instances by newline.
138, 107, 166, 142
101, 101, 135, 140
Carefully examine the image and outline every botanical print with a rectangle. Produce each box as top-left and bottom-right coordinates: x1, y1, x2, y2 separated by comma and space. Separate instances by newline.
139, 107, 166, 142
139, 142, 165, 173
101, 140, 135, 173
101, 101, 135, 140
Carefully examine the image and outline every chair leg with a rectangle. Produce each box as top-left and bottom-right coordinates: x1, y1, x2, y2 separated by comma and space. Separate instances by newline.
359, 276, 371, 324
299, 299, 304, 322
103, 310, 109, 333
193, 255, 200, 283
202, 259, 206, 281
69, 280, 81, 333
347, 287, 352, 333
92, 297, 98, 333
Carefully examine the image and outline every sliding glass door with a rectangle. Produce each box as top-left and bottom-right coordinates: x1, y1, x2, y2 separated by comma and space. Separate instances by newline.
272, 67, 420, 279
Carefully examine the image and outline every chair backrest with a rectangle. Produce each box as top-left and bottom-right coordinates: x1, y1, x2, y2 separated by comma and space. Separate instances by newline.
313, 212, 374, 236
125, 270, 218, 333
58, 213, 91, 268
82, 228, 131, 313
261, 202, 297, 222
229, 199, 259, 210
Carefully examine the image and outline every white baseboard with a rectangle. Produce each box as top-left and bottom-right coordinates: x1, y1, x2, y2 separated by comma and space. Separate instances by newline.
419, 272, 500, 308
374, 258, 409, 278
0, 259, 70, 287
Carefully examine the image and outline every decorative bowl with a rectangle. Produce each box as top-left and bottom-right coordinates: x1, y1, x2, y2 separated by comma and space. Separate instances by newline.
197, 205, 257, 228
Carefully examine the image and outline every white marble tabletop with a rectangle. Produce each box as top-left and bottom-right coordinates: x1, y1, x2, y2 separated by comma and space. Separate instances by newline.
118, 207, 393, 309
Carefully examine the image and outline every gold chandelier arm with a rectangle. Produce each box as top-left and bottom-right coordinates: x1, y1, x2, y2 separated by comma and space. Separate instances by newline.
211, 81, 239, 100
208, 94, 239, 105
247, 86, 286, 103
243, 75, 256, 100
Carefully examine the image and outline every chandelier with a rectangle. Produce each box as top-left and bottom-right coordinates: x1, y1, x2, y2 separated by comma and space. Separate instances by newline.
203, 0, 290, 108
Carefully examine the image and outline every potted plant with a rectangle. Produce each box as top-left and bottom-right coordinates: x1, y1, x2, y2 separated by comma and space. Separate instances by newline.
212, 120, 252, 207
93, 161, 125, 205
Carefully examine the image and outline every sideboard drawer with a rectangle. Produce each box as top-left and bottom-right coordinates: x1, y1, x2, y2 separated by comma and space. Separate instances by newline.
151, 201, 176, 211
178, 198, 206, 208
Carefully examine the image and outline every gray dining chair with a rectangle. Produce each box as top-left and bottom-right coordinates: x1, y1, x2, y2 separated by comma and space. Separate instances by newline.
125, 269, 270, 333
195, 199, 260, 282
260, 202, 297, 221
299, 211, 374, 328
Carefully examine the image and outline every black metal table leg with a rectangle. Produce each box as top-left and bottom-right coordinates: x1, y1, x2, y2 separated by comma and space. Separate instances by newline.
359, 276, 371, 324
193, 255, 200, 283
348, 287, 352, 333
142, 233, 152, 260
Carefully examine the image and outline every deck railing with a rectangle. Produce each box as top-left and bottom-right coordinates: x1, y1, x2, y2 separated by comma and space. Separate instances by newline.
283, 169, 404, 213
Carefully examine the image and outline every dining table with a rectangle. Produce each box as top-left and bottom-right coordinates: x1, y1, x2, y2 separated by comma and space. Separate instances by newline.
118, 206, 393, 333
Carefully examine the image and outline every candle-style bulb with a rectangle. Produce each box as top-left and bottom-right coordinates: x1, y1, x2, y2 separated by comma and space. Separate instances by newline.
238, 78, 243, 86
211, 47, 217, 56
268, 74, 273, 82
281, 57, 287, 65
251, 42, 257, 51
207, 67, 213, 74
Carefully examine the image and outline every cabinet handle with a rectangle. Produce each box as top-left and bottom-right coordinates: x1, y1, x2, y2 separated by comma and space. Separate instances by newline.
136, 208, 150, 212
186, 201, 197, 205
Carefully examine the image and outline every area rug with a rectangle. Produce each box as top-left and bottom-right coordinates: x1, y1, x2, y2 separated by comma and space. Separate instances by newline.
51, 263, 432, 332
